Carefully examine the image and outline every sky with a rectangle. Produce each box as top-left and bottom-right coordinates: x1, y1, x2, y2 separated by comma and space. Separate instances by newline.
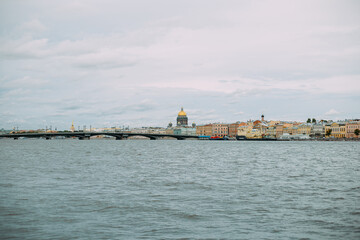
0, 0, 359, 130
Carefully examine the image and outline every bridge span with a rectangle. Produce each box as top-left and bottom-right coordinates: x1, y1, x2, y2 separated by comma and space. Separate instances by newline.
0, 132, 200, 140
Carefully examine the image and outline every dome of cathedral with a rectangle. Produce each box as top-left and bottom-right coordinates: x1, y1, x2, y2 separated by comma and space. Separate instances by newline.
176, 107, 188, 126
178, 107, 187, 116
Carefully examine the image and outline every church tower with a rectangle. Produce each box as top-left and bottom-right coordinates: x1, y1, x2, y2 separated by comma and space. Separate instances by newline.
70, 121, 75, 132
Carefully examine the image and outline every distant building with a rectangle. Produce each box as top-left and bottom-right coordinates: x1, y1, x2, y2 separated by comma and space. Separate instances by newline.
283, 127, 292, 135
196, 124, 212, 136
265, 126, 276, 138
237, 124, 262, 139
297, 123, 312, 136
0, 128, 12, 134
247, 129, 262, 139
212, 123, 229, 137
268, 120, 280, 126
174, 127, 196, 136
132, 127, 166, 134
237, 124, 250, 137
311, 124, 325, 138
275, 124, 284, 138
325, 122, 346, 138
165, 128, 174, 135
345, 121, 360, 138
291, 126, 298, 135
228, 123, 242, 138
253, 122, 267, 135
176, 107, 188, 127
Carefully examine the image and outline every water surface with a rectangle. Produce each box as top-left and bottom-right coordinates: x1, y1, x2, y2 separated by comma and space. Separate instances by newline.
0, 139, 359, 239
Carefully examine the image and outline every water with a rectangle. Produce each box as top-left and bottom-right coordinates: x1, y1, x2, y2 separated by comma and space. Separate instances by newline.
0, 139, 359, 239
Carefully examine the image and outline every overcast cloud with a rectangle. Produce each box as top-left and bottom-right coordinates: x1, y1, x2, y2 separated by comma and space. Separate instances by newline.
0, 0, 359, 130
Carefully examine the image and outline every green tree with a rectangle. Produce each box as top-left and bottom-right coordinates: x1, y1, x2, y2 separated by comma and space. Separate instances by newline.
307, 118, 311, 123
326, 129, 332, 137
355, 129, 360, 138
312, 118, 316, 123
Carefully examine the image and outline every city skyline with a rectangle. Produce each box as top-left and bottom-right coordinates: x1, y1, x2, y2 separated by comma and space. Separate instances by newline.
3, 110, 358, 132
1, 0, 360, 130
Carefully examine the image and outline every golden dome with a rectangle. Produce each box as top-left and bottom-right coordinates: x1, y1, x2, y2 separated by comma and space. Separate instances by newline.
178, 107, 187, 116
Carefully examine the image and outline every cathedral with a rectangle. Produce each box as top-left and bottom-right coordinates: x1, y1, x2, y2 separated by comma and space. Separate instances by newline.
176, 107, 188, 127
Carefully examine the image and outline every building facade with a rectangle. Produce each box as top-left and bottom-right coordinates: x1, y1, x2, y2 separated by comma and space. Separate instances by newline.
265, 126, 276, 138
228, 123, 242, 138
173, 127, 196, 136
297, 123, 312, 136
345, 121, 360, 138
196, 124, 213, 136
212, 124, 229, 137
311, 124, 325, 138
325, 122, 346, 138
275, 124, 284, 138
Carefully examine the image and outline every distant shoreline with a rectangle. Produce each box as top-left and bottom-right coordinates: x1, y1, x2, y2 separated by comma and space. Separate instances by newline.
1, 137, 359, 142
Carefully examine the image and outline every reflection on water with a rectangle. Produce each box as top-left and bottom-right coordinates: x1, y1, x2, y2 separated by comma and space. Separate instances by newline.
0, 139, 359, 239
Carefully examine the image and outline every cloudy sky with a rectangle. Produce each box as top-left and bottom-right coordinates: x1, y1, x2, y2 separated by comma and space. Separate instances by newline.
0, 0, 359, 130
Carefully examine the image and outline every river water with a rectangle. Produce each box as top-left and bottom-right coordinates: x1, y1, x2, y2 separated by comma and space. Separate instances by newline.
0, 139, 359, 239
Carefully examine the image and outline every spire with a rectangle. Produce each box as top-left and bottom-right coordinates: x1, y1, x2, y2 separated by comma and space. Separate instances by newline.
70, 120, 75, 132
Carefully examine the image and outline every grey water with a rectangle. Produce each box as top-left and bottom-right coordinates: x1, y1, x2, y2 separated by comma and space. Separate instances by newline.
0, 139, 359, 240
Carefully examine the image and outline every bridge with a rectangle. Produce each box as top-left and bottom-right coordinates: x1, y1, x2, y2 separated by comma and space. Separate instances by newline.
0, 132, 200, 140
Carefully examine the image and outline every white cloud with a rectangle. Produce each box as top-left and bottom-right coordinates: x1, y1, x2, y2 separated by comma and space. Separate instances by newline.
325, 109, 340, 116
0, 37, 49, 59
20, 19, 47, 33
2, 76, 48, 88
234, 111, 244, 116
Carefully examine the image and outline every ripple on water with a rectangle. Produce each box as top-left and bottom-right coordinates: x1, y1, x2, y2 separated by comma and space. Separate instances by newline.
0, 140, 359, 240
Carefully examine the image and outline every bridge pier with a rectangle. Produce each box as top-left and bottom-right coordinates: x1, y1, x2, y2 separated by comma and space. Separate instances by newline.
79, 136, 90, 140
115, 135, 127, 140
